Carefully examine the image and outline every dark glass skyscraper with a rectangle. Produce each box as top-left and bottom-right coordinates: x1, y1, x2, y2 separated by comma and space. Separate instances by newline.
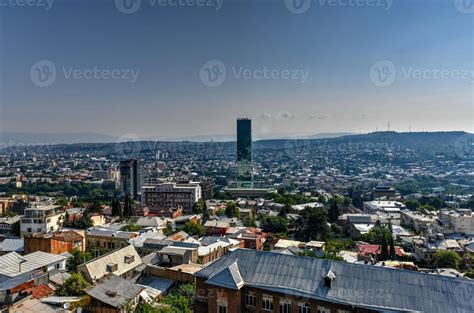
236, 118, 253, 187
120, 159, 144, 199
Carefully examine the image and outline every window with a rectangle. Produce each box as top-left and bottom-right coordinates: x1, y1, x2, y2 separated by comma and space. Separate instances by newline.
124, 255, 135, 264
107, 263, 118, 272
280, 300, 291, 313
55, 263, 61, 269
298, 303, 311, 313
262, 295, 273, 311
217, 300, 227, 313
245, 291, 256, 307
317, 306, 330, 313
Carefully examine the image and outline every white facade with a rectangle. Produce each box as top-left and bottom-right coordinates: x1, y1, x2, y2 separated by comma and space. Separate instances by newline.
20, 205, 65, 236
436, 209, 474, 235
363, 201, 406, 225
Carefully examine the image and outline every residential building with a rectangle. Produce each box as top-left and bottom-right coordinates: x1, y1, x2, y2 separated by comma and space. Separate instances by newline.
194, 249, 473, 313
0, 215, 21, 234
0, 251, 67, 304
86, 228, 139, 252
23, 230, 84, 255
200, 180, 215, 200
78, 245, 143, 283
141, 182, 201, 214
400, 210, 434, 233
413, 234, 463, 264
372, 185, 397, 198
20, 205, 65, 236
85, 274, 144, 313
145, 206, 183, 219
204, 220, 230, 236
436, 209, 474, 235
363, 201, 405, 225
120, 159, 144, 199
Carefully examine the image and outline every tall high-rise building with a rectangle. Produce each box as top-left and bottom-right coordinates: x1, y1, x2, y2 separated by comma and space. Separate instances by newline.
236, 118, 253, 187
119, 159, 144, 199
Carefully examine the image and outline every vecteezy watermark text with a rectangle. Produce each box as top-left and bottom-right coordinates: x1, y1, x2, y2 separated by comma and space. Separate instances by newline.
369, 60, 474, 87
114, 0, 223, 14
0, 0, 53, 10
30, 60, 140, 87
199, 60, 309, 87
285, 0, 392, 14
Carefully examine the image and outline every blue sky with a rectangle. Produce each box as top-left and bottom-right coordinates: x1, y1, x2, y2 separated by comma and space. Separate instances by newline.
0, 0, 472, 139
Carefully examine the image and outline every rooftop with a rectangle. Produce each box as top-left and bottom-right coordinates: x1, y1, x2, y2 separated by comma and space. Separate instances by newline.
196, 249, 474, 313
86, 275, 144, 308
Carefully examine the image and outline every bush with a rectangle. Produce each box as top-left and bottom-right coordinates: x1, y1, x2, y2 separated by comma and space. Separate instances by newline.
55, 273, 89, 296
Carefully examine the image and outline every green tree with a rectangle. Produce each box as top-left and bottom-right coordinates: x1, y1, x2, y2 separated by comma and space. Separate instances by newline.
112, 198, 123, 217
194, 198, 207, 214
136, 302, 160, 313
328, 201, 340, 223
360, 225, 392, 244
11, 220, 20, 237
380, 235, 389, 261
123, 193, 134, 217
121, 223, 141, 231
433, 250, 462, 269
67, 249, 94, 272
225, 202, 240, 218
389, 236, 396, 260
55, 273, 89, 296
405, 200, 420, 211
162, 294, 191, 313
260, 215, 288, 234
279, 204, 291, 218
163, 223, 174, 236
296, 207, 332, 241
183, 222, 204, 237
242, 217, 257, 227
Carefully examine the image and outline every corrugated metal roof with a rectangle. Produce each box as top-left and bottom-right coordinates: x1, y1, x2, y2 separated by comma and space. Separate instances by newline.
196, 249, 474, 313
0, 251, 66, 278
86, 275, 143, 308
0, 238, 24, 252
77, 245, 142, 282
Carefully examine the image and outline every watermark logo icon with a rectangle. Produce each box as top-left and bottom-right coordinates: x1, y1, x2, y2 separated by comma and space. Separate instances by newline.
114, 133, 142, 157
284, 139, 312, 158
115, 0, 141, 14
200, 60, 226, 87
285, 0, 311, 14
369, 60, 396, 87
30, 60, 56, 87
454, 0, 474, 13
454, 133, 474, 158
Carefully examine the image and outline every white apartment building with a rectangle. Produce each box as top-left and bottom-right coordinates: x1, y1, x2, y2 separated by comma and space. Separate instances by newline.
400, 210, 435, 233
363, 201, 406, 225
141, 182, 201, 213
20, 205, 65, 236
436, 209, 474, 235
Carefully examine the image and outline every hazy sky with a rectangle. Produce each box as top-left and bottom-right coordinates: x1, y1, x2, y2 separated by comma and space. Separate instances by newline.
0, 0, 473, 139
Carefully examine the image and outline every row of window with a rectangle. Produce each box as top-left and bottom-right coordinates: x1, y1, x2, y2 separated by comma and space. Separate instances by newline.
244, 292, 334, 313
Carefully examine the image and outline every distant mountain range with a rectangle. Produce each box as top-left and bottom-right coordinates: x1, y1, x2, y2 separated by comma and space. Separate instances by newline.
0, 131, 356, 145
1, 131, 472, 158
